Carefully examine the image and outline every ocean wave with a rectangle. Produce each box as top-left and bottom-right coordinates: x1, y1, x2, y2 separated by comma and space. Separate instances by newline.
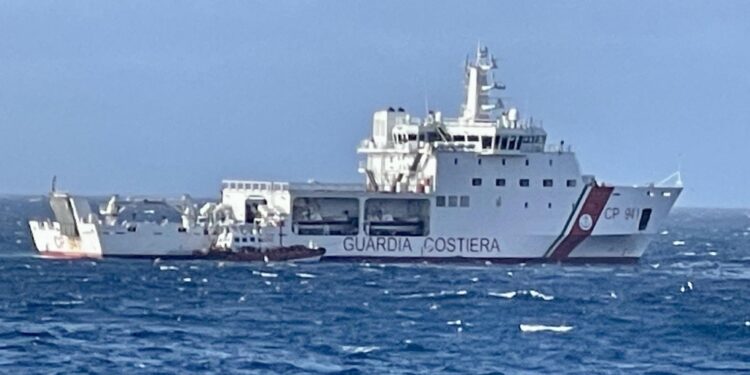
519, 324, 573, 333
488, 289, 554, 301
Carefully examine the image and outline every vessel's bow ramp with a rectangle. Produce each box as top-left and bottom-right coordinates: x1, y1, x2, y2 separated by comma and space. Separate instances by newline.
216, 45, 683, 263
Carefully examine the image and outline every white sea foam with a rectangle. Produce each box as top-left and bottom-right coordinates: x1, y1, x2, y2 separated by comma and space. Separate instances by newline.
159, 265, 178, 271
181, 277, 191, 282
489, 290, 554, 301
259, 272, 278, 278
529, 290, 554, 301
680, 281, 694, 293
295, 272, 316, 279
446, 319, 462, 326
708, 251, 718, 256
744, 321, 750, 327
672, 240, 686, 246
341, 345, 379, 354
489, 291, 517, 299
519, 324, 573, 333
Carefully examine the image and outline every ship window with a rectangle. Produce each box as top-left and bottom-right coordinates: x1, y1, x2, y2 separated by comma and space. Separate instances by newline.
495, 197, 502, 207
482, 136, 492, 149
472, 178, 482, 186
454, 135, 465, 142
177, 227, 186, 233
454, 158, 458, 165
436, 196, 446, 207
638, 209, 652, 231
548, 202, 552, 209
520, 179, 530, 187
495, 178, 506, 187
517, 138, 523, 150
408, 134, 417, 141
234, 237, 240, 242
508, 136, 516, 150
524, 202, 529, 208
566, 179, 577, 187
478, 158, 482, 165
127, 226, 137, 232
549, 159, 553, 166
500, 137, 508, 150
494, 136, 501, 148
448, 196, 458, 207
525, 159, 529, 166
460, 196, 470, 207
502, 158, 506, 166
543, 179, 553, 187
467, 135, 479, 142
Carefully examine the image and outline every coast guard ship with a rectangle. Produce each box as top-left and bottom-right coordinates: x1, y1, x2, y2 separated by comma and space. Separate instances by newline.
28, 46, 682, 262
218, 45, 683, 263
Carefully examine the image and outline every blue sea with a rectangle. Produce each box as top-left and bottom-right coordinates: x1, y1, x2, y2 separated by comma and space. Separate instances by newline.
1, 197, 749, 374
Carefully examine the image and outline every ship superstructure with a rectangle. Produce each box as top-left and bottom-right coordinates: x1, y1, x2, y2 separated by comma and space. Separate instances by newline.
218, 46, 683, 263
29, 193, 213, 258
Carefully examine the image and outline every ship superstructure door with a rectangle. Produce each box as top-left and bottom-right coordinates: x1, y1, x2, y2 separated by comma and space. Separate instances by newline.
49, 195, 78, 236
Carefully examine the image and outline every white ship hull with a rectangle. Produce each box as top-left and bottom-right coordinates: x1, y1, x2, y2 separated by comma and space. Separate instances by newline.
220, 184, 680, 263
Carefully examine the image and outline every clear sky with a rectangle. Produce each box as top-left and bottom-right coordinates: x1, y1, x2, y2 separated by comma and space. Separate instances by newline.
0, 1, 748, 207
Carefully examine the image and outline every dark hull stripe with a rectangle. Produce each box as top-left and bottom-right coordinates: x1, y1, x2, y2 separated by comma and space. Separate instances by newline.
544, 185, 590, 257
37, 251, 640, 265
322, 255, 639, 265
548, 186, 615, 261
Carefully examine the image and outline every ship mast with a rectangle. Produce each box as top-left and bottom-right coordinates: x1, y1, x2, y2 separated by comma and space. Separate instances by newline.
460, 44, 505, 122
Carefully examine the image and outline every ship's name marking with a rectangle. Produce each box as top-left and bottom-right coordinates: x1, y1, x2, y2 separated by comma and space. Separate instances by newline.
342, 236, 501, 253
604, 207, 641, 220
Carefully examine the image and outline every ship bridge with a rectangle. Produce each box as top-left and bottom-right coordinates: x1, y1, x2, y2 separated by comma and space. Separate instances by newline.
358, 45, 567, 193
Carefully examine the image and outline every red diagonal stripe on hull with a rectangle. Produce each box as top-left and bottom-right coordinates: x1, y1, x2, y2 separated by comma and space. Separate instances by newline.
549, 186, 614, 261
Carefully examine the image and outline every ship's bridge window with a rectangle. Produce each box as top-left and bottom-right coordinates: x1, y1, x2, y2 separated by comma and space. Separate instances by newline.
520, 179, 530, 187
408, 134, 417, 141
291, 197, 359, 236
566, 179, 577, 187
508, 136, 516, 150
543, 179, 553, 187
467, 135, 479, 142
365, 198, 430, 236
472, 178, 482, 186
500, 136, 508, 150
482, 136, 492, 149
454, 135, 465, 142
496, 178, 506, 186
